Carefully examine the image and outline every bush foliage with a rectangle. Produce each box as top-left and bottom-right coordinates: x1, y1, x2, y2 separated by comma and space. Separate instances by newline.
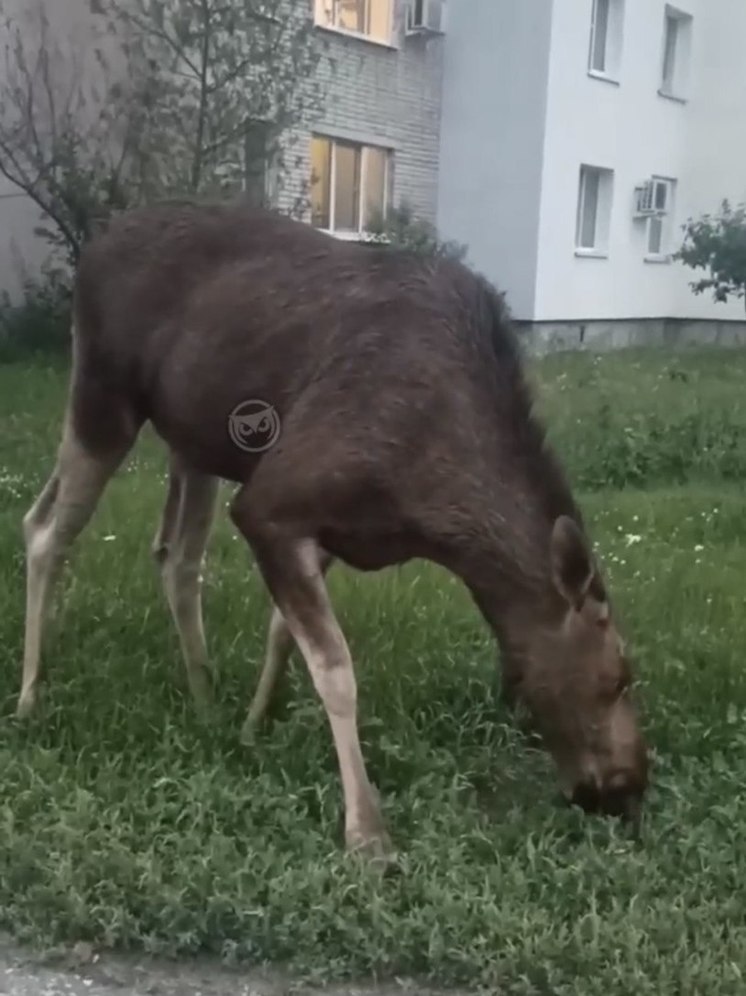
675, 199, 746, 313
0, 265, 70, 363
364, 201, 468, 261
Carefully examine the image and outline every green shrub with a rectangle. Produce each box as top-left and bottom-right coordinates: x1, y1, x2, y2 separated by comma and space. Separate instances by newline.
0, 266, 71, 363
364, 201, 468, 261
675, 199, 746, 312
568, 406, 745, 490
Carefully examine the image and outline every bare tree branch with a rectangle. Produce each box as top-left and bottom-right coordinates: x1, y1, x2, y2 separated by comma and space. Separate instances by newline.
0, 0, 330, 278
117, 8, 202, 78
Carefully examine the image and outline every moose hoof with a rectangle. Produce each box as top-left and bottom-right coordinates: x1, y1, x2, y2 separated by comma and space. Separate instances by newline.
188, 669, 216, 714
15, 690, 37, 720
239, 713, 263, 746
345, 828, 398, 873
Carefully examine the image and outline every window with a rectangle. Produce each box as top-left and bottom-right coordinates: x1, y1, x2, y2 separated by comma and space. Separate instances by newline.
589, 0, 610, 72
311, 135, 390, 236
575, 165, 614, 255
642, 177, 676, 259
314, 0, 393, 43
588, 0, 625, 81
242, 121, 275, 209
660, 6, 693, 100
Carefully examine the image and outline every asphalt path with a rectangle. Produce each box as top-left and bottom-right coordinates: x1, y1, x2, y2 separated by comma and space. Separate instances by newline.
0, 940, 480, 996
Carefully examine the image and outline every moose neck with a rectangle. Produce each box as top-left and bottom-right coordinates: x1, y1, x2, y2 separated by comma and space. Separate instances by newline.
435, 461, 583, 646
455, 529, 558, 646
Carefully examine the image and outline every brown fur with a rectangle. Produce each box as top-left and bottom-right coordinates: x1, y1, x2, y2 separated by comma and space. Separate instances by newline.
18, 199, 648, 859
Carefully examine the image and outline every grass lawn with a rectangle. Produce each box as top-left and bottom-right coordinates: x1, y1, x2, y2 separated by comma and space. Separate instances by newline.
1, 346, 746, 995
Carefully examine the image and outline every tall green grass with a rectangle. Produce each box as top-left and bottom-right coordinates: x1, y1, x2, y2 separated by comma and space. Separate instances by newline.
0, 349, 745, 995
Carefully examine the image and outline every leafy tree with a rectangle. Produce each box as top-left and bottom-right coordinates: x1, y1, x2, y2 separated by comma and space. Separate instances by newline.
675, 199, 746, 313
99, 0, 328, 210
364, 200, 468, 261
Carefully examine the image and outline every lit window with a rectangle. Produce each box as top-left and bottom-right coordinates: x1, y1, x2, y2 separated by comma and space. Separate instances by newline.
314, 0, 393, 43
311, 135, 390, 237
575, 164, 614, 254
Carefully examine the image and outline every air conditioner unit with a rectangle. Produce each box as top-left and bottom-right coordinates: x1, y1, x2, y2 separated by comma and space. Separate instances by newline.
634, 178, 668, 217
405, 0, 445, 36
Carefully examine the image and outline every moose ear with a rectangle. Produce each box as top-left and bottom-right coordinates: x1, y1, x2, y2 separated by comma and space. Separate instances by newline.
550, 515, 596, 610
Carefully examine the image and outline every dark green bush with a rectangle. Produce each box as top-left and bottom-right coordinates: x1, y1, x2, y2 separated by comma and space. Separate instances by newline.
0, 266, 71, 363
567, 406, 746, 490
364, 200, 468, 261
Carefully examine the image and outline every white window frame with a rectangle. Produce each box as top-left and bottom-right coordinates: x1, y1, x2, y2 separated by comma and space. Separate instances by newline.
310, 135, 391, 240
575, 164, 614, 258
643, 176, 677, 262
588, 0, 625, 84
313, 0, 395, 47
659, 5, 693, 101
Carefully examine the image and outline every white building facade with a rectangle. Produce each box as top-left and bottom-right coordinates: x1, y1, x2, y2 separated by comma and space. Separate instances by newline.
437, 0, 746, 345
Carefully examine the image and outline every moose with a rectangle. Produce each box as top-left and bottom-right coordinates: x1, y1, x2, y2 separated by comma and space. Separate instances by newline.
17, 199, 649, 862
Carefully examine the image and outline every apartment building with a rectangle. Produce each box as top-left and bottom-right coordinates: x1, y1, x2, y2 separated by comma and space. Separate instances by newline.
2, 0, 746, 349
437, 0, 746, 345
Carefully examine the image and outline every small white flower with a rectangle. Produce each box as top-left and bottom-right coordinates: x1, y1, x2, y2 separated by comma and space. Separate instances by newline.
103, 534, 116, 542
625, 533, 642, 546
694, 544, 704, 553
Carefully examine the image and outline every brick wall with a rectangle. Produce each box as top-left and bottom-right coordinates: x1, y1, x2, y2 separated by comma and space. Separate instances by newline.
277, 0, 445, 226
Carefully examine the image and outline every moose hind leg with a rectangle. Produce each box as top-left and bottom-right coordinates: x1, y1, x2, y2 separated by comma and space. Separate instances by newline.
231, 495, 392, 864
240, 604, 294, 742
152, 456, 219, 707
18, 425, 130, 718
242, 550, 334, 741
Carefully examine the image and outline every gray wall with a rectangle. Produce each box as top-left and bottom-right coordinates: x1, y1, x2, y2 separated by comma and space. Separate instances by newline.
0, 0, 106, 299
519, 317, 746, 355
436, 0, 554, 319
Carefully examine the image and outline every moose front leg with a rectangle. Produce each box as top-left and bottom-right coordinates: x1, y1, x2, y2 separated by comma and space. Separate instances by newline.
231, 499, 392, 865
